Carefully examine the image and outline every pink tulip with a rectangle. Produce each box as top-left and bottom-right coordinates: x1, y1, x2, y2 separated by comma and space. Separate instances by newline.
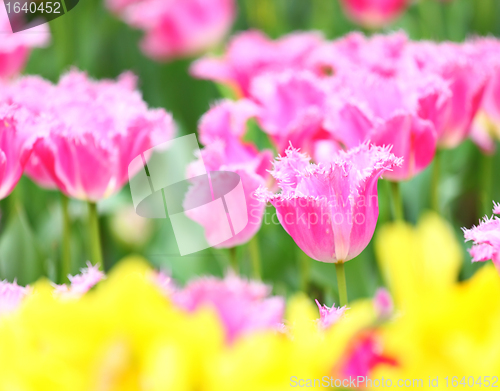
0, 279, 29, 316
339, 0, 410, 29
406, 41, 487, 149
325, 72, 446, 181
0, 104, 39, 200
467, 38, 500, 153
54, 262, 105, 298
198, 99, 269, 177
185, 100, 272, 248
308, 31, 409, 78
257, 143, 402, 263
373, 288, 393, 319
250, 70, 331, 158
171, 272, 285, 342
463, 202, 500, 272
10, 70, 174, 201
0, 6, 50, 79
105, 0, 143, 14
339, 332, 397, 379
480, 56, 500, 133
191, 30, 324, 97
469, 118, 496, 155
315, 299, 347, 329
109, 0, 236, 60
310, 33, 488, 150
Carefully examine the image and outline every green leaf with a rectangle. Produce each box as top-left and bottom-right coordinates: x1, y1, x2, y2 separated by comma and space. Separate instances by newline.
0, 204, 44, 285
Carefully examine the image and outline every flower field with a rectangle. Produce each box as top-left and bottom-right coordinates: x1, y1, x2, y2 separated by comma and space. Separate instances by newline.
1, 0, 500, 389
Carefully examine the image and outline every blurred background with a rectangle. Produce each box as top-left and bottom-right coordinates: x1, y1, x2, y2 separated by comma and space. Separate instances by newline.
2, 0, 500, 306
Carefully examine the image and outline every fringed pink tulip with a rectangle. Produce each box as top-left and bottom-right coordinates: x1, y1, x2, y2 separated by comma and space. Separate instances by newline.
191, 30, 324, 97
325, 72, 446, 181
315, 299, 347, 329
250, 70, 330, 157
339, 0, 409, 29
0, 7, 50, 79
110, 0, 236, 60
463, 202, 500, 271
257, 143, 402, 263
0, 104, 39, 200
407, 41, 487, 149
54, 262, 105, 298
0, 280, 29, 316
171, 273, 285, 342
11, 70, 174, 201
308, 31, 409, 78
185, 100, 272, 248
197, 99, 269, 177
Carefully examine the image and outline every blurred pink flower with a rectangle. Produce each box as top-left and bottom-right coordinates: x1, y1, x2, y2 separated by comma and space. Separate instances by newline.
0, 104, 39, 200
307, 31, 409, 78
315, 299, 347, 329
339, 332, 397, 379
109, 0, 235, 60
185, 100, 272, 248
407, 41, 487, 149
11, 70, 175, 201
0, 279, 29, 316
105, 0, 144, 14
325, 72, 446, 181
155, 270, 177, 296
198, 99, 270, 178
468, 38, 500, 153
463, 202, 500, 271
469, 118, 496, 155
374, 288, 393, 319
191, 30, 324, 97
339, 0, 409, 29
55, 262, 105, 298
308, 33, 488, 151
0, 6, 50, 79
475, 39, 500, 120
480, 61, 500, 132
312, 139, 344, 164
257, 143, 402, 263
171, 272, 285, 342
250, 70, 331, 157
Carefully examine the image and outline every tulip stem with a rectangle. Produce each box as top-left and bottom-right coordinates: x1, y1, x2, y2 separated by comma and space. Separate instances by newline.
335, 262, 348, 307
481, 153, 493, 217
229, 247, 239, 274
299, 250, 310, 292
87, 202, 103, 269
431, 150, 441, 213
60, 194, 71, 282
390, 181, 404, 221
248, 236, 261, 280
